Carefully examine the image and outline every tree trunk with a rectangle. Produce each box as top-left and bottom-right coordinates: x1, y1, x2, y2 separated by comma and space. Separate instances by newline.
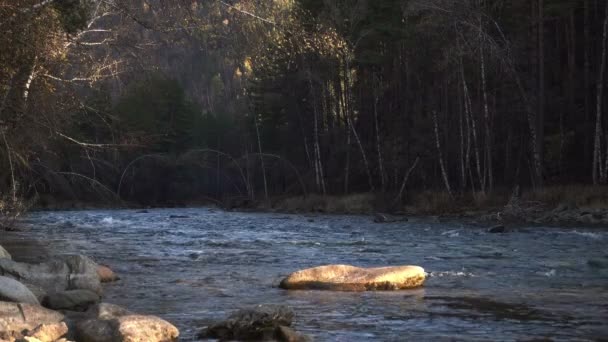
2, 59, 36, 128
393, 156, 420, 206
459, 80, 466, 191
348, 113, 374, 192
433, 110, 453, 198
373, 74, 385, 190
481, 42, 493, 193
308, 70, 325, 193
584, 0, 592, 167
461, 63, 483, 194
594, 3, 608, 183
537, 0, 545, 187
254, 115, 268, 200
342, 60, 351, 194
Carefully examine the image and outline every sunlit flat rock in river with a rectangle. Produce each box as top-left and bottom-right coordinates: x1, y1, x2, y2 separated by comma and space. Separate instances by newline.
279, 264, 425, 291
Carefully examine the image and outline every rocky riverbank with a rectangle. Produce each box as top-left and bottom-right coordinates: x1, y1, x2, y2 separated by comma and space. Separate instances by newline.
0, 244, 179, 342
0, 238, 319, 342
466, 200, 608, 228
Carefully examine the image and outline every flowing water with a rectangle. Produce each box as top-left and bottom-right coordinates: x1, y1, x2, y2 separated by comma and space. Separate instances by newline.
5, 208, 608, 341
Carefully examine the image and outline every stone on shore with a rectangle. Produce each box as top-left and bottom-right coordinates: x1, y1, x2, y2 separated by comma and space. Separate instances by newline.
0, 302, 64, 339
373, 213, 407, 223
0, 276, 39, 305
201, 305, 310, 342
75, 304, 178, 342
0, 255, 102, 295
25, 322, 68, 342
487, 225, 507, 233
0, 246, 10, 260
275, 325, 311, 342
44, 290, 100, 311
280, 264, 426, 291
96, 266, 119, 283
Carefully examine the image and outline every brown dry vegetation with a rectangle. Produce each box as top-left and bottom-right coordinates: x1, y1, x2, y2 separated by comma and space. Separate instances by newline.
266, 185, 608, 216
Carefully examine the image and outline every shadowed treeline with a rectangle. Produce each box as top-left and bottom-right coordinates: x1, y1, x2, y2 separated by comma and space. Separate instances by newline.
1, 0, 608, 213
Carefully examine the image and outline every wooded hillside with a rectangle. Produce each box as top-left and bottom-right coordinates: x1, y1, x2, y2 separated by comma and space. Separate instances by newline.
1, 0, 608, 210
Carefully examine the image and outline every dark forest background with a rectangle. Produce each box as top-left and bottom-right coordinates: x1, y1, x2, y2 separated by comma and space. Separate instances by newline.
1, 0, 608, 213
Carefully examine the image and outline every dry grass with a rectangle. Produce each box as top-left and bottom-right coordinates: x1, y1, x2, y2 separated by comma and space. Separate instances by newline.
404, 190, 509, 214
273, 193, 375, 214
521, 184, 608, 209
251, 184, 608, 215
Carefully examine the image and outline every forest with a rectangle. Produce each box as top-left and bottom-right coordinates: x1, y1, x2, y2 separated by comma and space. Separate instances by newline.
1, 0, 608, 214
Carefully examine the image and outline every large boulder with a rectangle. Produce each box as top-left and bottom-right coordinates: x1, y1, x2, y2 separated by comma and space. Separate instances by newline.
0, 302, 64, 340
44, 290, 100, 311
200, 305, 309, 342
75, 304, 178, 342
0, 276, 39, 305
280, 264, 426, 291
0, 246, 10, 260
0, 255, 102, 295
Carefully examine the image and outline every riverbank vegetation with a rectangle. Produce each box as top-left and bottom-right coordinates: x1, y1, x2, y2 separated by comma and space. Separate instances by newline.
2, 0, 608, 220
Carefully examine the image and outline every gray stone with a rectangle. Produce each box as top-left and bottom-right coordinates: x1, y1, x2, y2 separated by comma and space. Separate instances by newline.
0, 245, 10, 260
0, 276, 39, 304
21, 283, 47, 304
44, 290, 100, 311
0, 255, 102, 295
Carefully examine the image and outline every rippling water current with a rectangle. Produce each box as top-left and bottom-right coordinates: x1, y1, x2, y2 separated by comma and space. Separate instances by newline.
8, 209, 608, 341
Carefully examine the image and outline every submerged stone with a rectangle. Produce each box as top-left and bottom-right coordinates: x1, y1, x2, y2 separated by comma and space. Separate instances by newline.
97, 265, 119, 283
201, 305, 310, 341
488, 225, 507, 233
279, 264, 426, 291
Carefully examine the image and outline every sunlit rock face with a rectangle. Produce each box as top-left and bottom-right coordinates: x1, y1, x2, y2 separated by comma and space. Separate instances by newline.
279, 265, 426, 291
76, 314, 179, 342
0, 302, 64, 337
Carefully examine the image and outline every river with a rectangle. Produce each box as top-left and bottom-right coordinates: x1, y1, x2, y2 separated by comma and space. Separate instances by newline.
5, 208, 608, 341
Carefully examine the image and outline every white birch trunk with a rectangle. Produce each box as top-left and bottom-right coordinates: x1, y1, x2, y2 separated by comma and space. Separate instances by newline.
254, 116, 268, 200
433, 110, 453, 198
373, 77, 385, 190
